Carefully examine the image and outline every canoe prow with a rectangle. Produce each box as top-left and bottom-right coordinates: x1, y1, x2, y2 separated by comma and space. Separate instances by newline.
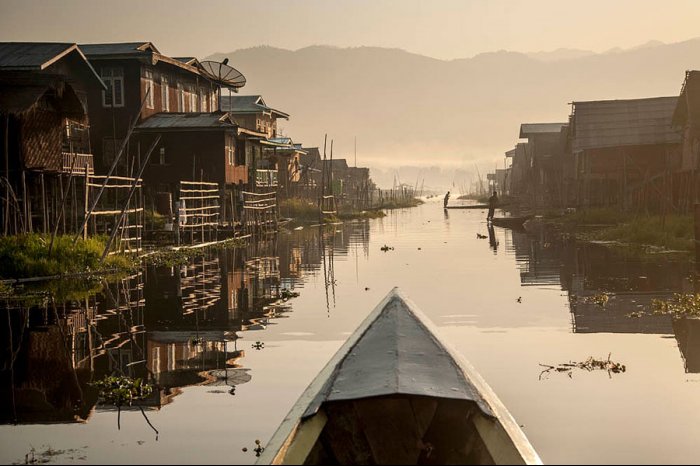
257, 288, 542, 465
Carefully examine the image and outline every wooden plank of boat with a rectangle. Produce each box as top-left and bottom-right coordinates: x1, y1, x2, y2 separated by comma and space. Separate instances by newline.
257, 288, 542, 465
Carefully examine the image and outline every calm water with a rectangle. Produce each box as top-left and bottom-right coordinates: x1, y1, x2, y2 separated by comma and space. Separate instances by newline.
2, 199, 700, 464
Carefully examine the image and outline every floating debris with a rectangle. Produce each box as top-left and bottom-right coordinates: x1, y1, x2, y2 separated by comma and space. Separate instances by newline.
254, 440, 265, 457
516, 297, 522, 303
651, 294, 700, 319
252, 341, 265, 350
280, 289, 300, 300
380, 245, 395, 252
539, 354, 626, 380
582, 293, 610, 307
476, 233, 487, 239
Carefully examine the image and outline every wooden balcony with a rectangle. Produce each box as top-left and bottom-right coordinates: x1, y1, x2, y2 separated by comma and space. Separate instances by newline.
61, 152, 94, 174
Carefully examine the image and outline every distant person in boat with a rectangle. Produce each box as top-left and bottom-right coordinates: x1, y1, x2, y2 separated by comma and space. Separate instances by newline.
444, 191, 450, 209
487, 191, 498, 221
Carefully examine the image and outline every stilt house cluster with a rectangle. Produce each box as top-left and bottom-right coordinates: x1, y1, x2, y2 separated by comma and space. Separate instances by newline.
0, 41, 377, 246
494, 71, 700, 213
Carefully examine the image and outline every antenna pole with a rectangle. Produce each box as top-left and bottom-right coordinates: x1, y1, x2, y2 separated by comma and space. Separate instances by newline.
354, 136, 357, 167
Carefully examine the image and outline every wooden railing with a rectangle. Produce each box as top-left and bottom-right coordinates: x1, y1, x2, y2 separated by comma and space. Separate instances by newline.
62, 152, 94, 174
256, 169, 278, 188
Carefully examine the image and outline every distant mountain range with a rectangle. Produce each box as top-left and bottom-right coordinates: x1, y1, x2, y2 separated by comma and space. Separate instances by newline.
207, 38, 700, 187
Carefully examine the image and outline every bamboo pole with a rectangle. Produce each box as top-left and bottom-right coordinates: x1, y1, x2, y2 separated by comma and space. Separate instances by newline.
100, 136, 160, 261
75, 90, 150, 242
49, 145, 80, 255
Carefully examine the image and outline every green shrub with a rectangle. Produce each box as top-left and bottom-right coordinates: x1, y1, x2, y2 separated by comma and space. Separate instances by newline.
0, 234, 136, 279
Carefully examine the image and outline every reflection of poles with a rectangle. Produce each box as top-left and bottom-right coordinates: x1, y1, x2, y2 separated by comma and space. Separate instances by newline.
320, 228, 330, 315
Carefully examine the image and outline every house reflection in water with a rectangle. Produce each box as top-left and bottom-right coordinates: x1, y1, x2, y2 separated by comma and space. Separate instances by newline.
0, 221, 371, 425
509, 228, 700, 372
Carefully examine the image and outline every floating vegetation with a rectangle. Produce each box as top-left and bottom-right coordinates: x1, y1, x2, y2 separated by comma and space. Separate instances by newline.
539, 354, 626, 380
190, 337, 203, 347
280, 289, 300, 300
252, 341, 265, 350
144, 238, 246, 267
90, 375, 158, 437
380, 245, 395, 252
626, 310, 647, 319
650, 294, 700, 319
91, 375, 153, 408
581, 293, 610, 307
16, 446, 87, 465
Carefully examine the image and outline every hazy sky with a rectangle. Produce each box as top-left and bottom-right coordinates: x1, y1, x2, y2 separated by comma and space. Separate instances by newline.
1, 0, 699, 59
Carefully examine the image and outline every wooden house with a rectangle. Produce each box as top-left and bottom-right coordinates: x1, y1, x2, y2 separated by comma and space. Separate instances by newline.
219, 95, 289, 139
506, 142, 528, 198
518, 123, 568, 208
220, 95, 296, 194
0, 42, 106, 235
672, 71, 700, 210
132, 112, 266, 225
569, 97, 681, 210
81, 42, 221, 175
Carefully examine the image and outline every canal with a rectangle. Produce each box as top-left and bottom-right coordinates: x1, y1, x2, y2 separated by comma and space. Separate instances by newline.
2, 198, 700, 464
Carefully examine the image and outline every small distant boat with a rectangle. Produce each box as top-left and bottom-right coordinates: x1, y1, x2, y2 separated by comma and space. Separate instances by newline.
490, 216, 531, 229
257, 288, 541, 465
445, 204, 489, 210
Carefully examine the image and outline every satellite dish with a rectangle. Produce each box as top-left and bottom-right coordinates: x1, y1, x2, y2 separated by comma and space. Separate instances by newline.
199, 60, 246, 90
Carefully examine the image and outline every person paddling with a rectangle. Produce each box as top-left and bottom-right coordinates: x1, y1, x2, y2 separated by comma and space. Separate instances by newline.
444, 191, 451, 209
487, 191, 498, 221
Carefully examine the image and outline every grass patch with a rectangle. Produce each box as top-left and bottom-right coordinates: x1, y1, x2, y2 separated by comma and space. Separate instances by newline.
548, 207, 628, 228
279, 199, 321, 222
0, 234, 137, 279
377, 197, 423, 209
586, 215, 694, 252
547, 208, 694, 253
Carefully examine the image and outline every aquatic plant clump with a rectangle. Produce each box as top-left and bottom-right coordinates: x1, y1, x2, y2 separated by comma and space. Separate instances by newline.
539, 354, 626, 379
651, 294, 700, 319
90, 376, 154, 407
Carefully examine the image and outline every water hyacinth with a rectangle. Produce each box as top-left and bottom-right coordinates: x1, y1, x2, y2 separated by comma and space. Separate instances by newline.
651, 294, 700, 319
90, 376, 154, 407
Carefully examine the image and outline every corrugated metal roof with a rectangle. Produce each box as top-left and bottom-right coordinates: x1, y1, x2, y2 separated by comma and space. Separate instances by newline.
0, 42, 77, 70
572, 96, 681, 152
135, 112, 236, 130
220, 94, 290, 118
174, 57, 198, 65
519, 123, 567, 138
80, 42, 155, 57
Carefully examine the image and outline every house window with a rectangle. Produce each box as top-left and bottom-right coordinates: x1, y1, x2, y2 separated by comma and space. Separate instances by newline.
161, 75, 170, 112
211, 91, 217, 111
189, 87, 197, 112
177, 83, 185, 112
101, 67, 124, 107
159, 147, 166, 165
200, 89, 208, 112
226, 134, 236, 166
143, 69, 154, 109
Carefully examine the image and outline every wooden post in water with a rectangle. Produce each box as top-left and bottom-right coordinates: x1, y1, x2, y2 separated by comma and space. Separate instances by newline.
695, 203, 700, 266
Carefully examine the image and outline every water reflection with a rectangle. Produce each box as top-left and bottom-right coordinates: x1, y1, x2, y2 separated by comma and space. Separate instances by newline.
0, 220, 371, 425
506, 226, 699, 371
